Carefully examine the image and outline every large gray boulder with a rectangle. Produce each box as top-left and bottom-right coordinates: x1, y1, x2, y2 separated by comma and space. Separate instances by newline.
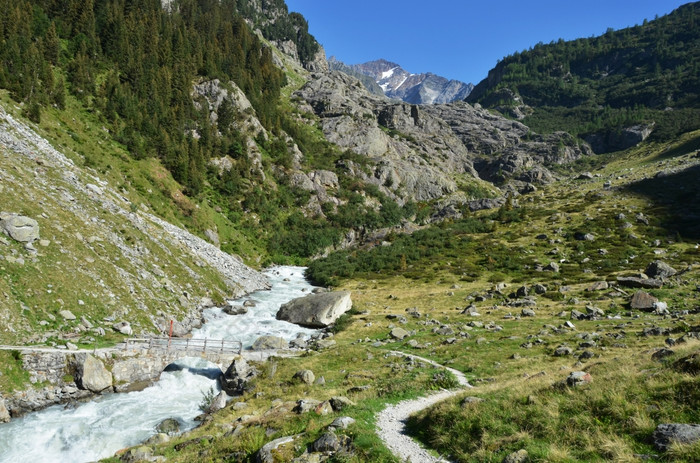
74, 354, 113, 393
0, 213, 40, 243
276, 291, 352, 328
251, 335, 288, 351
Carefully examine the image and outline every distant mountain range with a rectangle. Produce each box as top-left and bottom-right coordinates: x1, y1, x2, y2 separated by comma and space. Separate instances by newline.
329, 57, 473, 104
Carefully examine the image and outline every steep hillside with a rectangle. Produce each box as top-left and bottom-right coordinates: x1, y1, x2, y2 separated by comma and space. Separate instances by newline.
467, 2, 700, 152
0, 95, 268, 348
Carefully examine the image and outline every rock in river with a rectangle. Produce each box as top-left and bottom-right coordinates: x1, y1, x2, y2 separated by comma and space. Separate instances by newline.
276, 291, 352, 328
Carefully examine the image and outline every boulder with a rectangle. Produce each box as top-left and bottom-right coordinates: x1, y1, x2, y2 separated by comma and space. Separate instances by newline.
207, 391, 227, 413
222, 304, 248, 315
256, 435, 296, 463
503, 449, 529, 463
112, 321, 133, 335
312, 432, 341, 453
330, 396, 356, 411
673, 351, 700, 375
566, 371, 592, 387
293, 369, 315, 385
0, 213, 40, 243
276, 291, 352, 328
0, 397, 10, 423
630, 291, 659, 310
329, 416, 356, 430
645, 260, 677, 280
553, 346, 573, 357
653, 423, 700, 451
251, 335, 288, 351
390, 327, 410, 340
156, 418, 180, 435
219, 358, 258, 396
74, 354, 113, 393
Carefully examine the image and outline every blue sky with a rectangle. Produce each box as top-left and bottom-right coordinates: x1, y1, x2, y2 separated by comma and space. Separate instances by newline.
285, 0, 690, 84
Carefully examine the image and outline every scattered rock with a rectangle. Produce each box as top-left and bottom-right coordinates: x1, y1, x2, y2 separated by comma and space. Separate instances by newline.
586, 281, 609, 292
566, 371, 592, 387
653, 423, 700, 451
312, 432, 342, 453
256, 435, 296, 463
543, 262, 560, 272
222, 304, 248, 315
60, 310, 77, 321
503, 449, 529, 463
293, 370, 315, 385
207, 391, 227, 413
673, 351, 700, 375
553, 346, 573, 356
521, 308, 536, 317
0, 213, 40, 243
276, 291, 352, 328
112, 321, 133, 335
330, 396, 356, 411
645, 261, 677, 280
630, 291, 659, 310
651, 348, 674, 362
156, 418, 180, 435
329, 416, 355, 430
390, 327, 410, 340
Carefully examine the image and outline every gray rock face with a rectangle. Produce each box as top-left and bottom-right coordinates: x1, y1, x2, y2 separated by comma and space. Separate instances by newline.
0, 212, 40, 243
653, 423, 700, 451
74, 354, 113, 393
584, 123, 654, 154
276, 291, 352, 328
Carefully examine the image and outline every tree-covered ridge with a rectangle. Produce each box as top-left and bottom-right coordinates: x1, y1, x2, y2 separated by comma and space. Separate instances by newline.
0, 0, 416, 262
0, 0, 286, 193
467, 2, 700, 142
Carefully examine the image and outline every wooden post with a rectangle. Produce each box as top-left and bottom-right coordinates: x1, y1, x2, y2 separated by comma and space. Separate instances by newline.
168, 320, 173, 350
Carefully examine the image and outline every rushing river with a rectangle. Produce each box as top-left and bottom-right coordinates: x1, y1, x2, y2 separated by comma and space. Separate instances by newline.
0, 266, 318, 463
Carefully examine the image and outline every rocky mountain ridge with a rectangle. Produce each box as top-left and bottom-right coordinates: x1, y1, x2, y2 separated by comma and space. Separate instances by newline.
332, 58, 473, 104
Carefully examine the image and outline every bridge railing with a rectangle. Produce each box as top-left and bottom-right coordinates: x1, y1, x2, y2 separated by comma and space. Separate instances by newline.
124, 337, 242, 355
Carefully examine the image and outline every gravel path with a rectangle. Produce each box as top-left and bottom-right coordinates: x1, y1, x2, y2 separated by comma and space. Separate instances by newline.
376, 351, 471, 463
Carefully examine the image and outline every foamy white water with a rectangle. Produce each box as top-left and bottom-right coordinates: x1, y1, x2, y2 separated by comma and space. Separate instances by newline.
0, 266, 318, 463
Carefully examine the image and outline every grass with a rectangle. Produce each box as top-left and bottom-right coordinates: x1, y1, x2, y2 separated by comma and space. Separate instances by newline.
145, 129, 700, 462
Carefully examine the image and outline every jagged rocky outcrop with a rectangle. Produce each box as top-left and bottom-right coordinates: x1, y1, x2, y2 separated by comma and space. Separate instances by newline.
294, 71, 592, 196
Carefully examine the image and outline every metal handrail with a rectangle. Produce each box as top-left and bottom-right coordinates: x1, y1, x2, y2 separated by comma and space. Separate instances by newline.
124, 337, 242, 354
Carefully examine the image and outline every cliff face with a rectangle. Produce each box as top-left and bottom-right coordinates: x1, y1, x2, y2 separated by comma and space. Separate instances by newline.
293, 71, 591, 200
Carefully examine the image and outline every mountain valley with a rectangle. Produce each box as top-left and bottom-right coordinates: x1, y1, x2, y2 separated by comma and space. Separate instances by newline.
0, 0, 699, 461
